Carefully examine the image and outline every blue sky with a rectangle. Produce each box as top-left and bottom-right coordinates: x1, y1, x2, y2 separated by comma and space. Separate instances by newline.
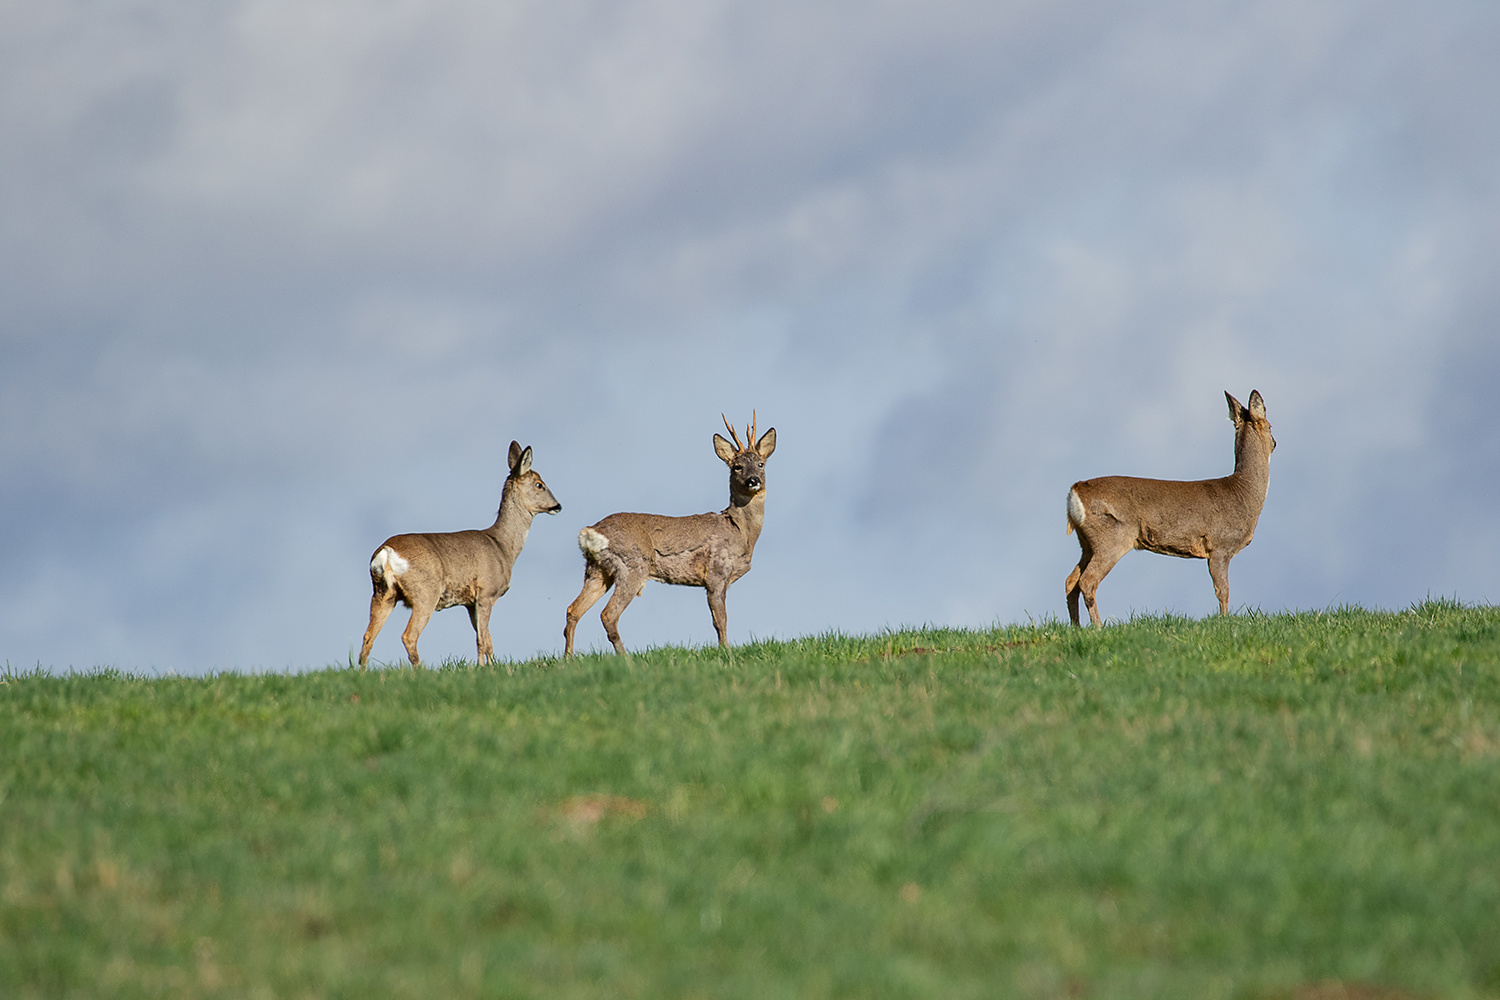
3, 1, 1497, 672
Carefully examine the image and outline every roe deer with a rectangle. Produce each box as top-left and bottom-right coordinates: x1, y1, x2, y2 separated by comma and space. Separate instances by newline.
1065, 390, 1276, 626
564, 414, 776, 655
359, 441, 561, 666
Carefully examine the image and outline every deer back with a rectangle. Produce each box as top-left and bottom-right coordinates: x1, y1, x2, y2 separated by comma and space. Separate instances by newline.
589, 509, 752, 587
1070, 475, 1249, 558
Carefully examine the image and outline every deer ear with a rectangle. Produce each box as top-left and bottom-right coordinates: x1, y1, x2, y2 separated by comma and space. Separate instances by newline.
755, 427, 776, 460
1225, 392, 1245, 426
508, 440, 523, 473
516, 446, 533, 476
1247, 390, 1267, 421
713, 433, 737, 465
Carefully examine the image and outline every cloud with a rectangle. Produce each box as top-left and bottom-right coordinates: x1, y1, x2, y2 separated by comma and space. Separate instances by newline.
2, 1, 1498, 670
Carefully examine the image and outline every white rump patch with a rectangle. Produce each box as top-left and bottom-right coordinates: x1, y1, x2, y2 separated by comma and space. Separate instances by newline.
578, 527, 611, 559
371, 546, 410, 582
1067, 488, 1086, 529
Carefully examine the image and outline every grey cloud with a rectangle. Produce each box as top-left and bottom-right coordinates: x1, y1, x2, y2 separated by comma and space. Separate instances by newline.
3, 1, 1498, 670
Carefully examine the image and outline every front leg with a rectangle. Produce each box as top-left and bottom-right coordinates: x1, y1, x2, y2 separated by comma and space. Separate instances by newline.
1208, 550, 1233, 615
469, 599, 497, 664
706, 582, 730, 648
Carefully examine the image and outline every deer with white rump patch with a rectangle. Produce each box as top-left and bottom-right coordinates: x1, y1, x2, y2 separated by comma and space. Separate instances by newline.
1065, 390, 1276, 626
359, 441, 561, 667
564, 414, 776, 655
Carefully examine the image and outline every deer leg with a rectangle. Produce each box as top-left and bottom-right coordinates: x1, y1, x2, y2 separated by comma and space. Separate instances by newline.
564, 564, 610, 656
1065, 539, 1093, 627
1077, 535, 1131, 627
470, 600, 496, 664
599, 572, 645, 655
1208, 551, 1232, 615
706, 584, 730, 648
401, 601, 436, 667
360, 590, 396, 667
1066, 565, 1084, 627
360, 588, 399, 667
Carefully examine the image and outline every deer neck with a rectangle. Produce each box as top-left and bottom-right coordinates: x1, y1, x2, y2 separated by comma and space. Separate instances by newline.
724, 491, 767, 554
1230, 430, 1272, 506
486, 483, 534, 563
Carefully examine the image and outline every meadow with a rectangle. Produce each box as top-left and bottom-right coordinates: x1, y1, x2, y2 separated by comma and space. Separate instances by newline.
2, 601, 1498, 999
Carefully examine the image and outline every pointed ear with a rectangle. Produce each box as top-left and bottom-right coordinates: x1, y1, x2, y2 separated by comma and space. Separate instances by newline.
517, 446, 533, 476
754, 427, 776, 460
1247, 390, 1267, 422
508, 440, 523, 473
1225, 392, 1245, 427
713, 433, 738, 465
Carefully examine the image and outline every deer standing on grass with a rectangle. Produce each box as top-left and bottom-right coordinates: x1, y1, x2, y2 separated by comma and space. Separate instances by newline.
1065, 390, 1276, 626
564, 414, 776, 656
359, 441, 561, 667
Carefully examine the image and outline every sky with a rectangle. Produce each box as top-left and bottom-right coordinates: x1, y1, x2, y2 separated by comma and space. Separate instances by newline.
3, 0, 1498, 673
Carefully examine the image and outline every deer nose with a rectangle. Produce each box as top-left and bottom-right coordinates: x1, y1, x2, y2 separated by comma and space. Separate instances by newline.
745, 476, 761, 491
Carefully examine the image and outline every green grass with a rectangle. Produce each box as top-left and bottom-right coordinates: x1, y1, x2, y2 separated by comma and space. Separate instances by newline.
3, 600, 1499, 999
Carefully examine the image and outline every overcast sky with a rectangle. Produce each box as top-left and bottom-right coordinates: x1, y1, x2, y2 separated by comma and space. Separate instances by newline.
3, 1, 1497, 672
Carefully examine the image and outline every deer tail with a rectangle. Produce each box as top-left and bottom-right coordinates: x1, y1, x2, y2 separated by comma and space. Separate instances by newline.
1066, 487, 1086, 536
370, 546, 410, 588
578, 527, 610, 560
578, 526, 631, 581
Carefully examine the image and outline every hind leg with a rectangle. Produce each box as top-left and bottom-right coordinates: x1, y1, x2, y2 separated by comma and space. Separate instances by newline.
1066, 564, 1083, 627
1077, 540, 1130, 627
1066, 539, 1093, 627
401, 601, 436, 667
565, 563, 610, 656
599, 571, 646, 655
360, 588, 398, 666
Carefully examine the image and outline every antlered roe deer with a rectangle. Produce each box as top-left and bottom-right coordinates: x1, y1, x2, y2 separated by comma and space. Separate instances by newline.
359, 441, 561, 666
1065, 390, 1276, 626
564, 414, 776, 655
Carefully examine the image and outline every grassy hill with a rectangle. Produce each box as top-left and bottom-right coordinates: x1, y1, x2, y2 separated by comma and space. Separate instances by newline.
3, 601, 1499, 999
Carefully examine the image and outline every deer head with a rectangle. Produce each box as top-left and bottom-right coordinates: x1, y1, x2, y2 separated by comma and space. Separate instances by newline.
505, 439, 562, 515
713, 412, 777, 506
1226, 391, 1276, 472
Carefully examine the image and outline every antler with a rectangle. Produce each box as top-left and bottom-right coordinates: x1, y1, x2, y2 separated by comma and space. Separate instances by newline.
748, 410, 757, 448
721, 413, 744, 452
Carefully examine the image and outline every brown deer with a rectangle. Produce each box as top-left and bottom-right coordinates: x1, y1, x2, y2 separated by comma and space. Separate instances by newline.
359, 441, 561, 667
564, 414, 776, 655
1065, 390, 1276, 626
